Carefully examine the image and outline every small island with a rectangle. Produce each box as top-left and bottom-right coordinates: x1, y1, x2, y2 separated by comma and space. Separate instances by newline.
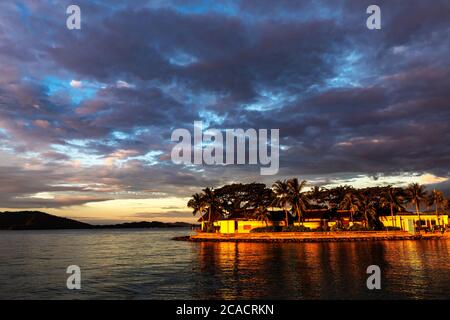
175, 179, 449, 243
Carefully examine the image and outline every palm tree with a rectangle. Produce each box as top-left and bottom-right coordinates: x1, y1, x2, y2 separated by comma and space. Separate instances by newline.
252, 188, 274, 226
202, 187, 222, 224
253, 205, 271, 226
187, 192, 208, 231
187, 193, 206, 217
340, 192, 359, 223
273, 179, 291, 226
406, 183, 428, 230
429, 189, 446, 226
380, 186, 405, 227
308, 186, 326, 206
357, 193, 378, 228
286, 178, 309, 225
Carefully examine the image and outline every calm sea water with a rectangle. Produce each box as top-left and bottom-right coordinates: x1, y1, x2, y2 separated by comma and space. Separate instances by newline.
0, 228, 448, 300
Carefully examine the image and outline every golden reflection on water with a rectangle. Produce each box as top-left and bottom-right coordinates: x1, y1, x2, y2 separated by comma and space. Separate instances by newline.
0, 230, 448, 299
193, 240, 450, 299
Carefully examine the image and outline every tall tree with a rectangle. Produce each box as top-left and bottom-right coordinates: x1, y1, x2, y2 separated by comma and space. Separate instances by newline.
202, 187, 222, 224
286, 178, 309, 225
187, 193, 206, 218
406, 183, 428, 229
215, 183, 268, 216
328, 185, 353, 210
252, 188, 274, 226
380, 186, 406, 227
253, 207, 270, 226
429, 189, 446, 226
340, 191, 359, 223
356, 192, 378, 229
273, 179, 291, 226
307, 186, 327, 207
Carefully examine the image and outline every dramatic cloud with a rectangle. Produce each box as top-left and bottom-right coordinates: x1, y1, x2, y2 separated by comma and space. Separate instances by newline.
0, 0, 449, 222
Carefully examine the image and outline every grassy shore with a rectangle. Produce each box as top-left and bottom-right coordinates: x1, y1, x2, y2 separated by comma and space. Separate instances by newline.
173, 230, 449, 243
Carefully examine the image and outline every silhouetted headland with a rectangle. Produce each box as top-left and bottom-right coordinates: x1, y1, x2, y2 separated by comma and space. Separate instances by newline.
0, 211, 194, 230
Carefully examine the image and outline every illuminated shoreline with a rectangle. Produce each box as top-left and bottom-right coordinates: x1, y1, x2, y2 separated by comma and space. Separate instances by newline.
174, 231, 449, 243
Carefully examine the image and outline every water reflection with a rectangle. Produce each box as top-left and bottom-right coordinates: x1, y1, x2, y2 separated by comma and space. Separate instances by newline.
0, 230, 448, 299
192, 240, 450, 299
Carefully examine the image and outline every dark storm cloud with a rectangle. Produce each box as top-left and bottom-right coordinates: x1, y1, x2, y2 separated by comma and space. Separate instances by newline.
47, 7, 347, 106
0, 0, 450, 211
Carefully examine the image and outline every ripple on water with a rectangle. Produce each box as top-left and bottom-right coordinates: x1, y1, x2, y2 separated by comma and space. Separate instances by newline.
0, 230, 449, 299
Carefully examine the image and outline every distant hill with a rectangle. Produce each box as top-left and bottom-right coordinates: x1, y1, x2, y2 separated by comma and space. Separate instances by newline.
0, 211, 194, 230
0, 211, 92, 230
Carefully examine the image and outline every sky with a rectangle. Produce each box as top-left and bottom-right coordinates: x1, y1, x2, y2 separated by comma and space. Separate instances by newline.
0, 0, 449, 224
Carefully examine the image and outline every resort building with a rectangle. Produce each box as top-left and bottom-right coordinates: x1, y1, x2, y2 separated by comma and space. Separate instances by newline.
200, 209, 354, 233
204, 210, 285, 234
292, 209, 353, 230
380, 212, 449, 232
198, 209, 449, 234
213, 219, 285, 234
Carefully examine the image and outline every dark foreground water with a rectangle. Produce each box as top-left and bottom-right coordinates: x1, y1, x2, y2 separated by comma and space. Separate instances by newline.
0, 229, 449, 300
